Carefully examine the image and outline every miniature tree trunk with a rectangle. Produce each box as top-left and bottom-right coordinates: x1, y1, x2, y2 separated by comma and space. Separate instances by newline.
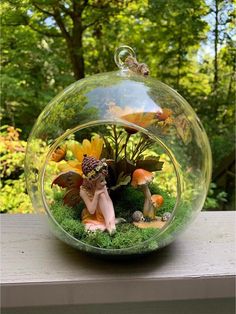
141, 185, 155, 219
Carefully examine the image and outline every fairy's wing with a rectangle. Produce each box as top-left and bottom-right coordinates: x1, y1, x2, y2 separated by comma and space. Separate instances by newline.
51, 171, 83, 189
63, 188, 81, 207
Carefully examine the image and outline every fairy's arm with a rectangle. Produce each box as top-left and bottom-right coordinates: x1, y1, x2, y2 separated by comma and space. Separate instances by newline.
80, 188, 104, 214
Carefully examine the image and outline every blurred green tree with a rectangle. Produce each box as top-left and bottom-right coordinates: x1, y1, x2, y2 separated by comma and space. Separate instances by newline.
1, 0, 235, 210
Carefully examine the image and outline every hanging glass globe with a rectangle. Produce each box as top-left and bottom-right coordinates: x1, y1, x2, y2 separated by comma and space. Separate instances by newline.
25, 46, 212, 256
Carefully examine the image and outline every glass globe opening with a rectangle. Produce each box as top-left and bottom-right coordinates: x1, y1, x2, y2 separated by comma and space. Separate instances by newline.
40, 121, 180, 253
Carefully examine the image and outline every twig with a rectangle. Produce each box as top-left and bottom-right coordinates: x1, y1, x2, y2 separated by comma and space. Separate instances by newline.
112, 125, 119, 162
124, 133, 131, 159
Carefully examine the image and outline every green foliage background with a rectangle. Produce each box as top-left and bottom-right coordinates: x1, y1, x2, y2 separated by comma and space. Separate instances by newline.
0, 0, 235, 213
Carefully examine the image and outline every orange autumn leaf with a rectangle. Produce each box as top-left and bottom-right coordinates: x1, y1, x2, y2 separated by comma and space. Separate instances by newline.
122, 112, 156, 128
156, 108, 173, 121
108, 103, 156, 129
51, 145, 67, 162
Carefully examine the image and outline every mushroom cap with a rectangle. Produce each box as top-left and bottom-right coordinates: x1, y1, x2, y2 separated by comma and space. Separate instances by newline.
151, 194, 164, 208
131, 168, 154, 187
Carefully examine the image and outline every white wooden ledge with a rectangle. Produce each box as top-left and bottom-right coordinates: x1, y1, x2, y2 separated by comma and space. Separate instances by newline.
1, 212, 235, 312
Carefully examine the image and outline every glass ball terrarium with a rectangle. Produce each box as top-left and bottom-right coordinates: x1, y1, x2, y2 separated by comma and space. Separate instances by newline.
25, 46, 212, 256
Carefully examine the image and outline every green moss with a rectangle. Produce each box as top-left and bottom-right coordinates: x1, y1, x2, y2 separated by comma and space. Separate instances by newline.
112, 186, 144, 221
51, 200, 76, 223
51, 190, 84, 222
113, 184, 176, 220
111, 224, 158, 249
61, 218, 85, 238
82, 230, 112, 249
53, 190, 65, 202
50, 198, 162, 250
50, 184, 180, 250
79, 224, 159, 250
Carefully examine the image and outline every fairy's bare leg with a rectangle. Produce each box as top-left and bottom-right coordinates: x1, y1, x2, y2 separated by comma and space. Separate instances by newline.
98, 193, 116, 234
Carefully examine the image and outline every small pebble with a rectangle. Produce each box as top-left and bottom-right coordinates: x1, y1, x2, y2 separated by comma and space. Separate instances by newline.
162, 212, 172, 222
132, 211, 144, 222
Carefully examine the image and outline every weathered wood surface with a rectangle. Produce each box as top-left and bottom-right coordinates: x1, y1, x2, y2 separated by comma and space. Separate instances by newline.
1, 212, 235, 308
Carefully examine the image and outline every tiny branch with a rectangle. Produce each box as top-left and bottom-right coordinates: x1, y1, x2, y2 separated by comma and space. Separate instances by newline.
58, 3, 74, 18
83, 18, 100, 31
32, 2, 71, 41
112, 125, 119, 162
52, 7, 71, 41
20, 15, 62, 38
32, 2, 55, 16
28, 23, 62, 38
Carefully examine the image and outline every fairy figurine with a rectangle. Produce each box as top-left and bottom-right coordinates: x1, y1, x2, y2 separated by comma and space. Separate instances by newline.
79, 155, 117, 234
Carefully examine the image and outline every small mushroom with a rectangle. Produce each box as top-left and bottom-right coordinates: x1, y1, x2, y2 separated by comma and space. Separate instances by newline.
132, 211, 144, 222
131, 169, 155, 219
151, 194, 164, 209
162, 212, 172, 222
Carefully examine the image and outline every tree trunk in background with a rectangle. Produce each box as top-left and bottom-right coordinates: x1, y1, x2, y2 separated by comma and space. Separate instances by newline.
68, 44, 84, 80
32, 3, 86, 80
213, 0, 219, 96
69, 14, 85, 80
30, 1, 128, 80
176, 34, 183, 91
53, 7, 85, 80
226, 59, 235, 104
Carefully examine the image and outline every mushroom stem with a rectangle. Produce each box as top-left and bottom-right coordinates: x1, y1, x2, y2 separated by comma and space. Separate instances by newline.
141, 184, 155, 219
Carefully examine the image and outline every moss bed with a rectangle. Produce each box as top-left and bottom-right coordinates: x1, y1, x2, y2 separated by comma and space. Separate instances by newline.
50, 185, 177, 250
